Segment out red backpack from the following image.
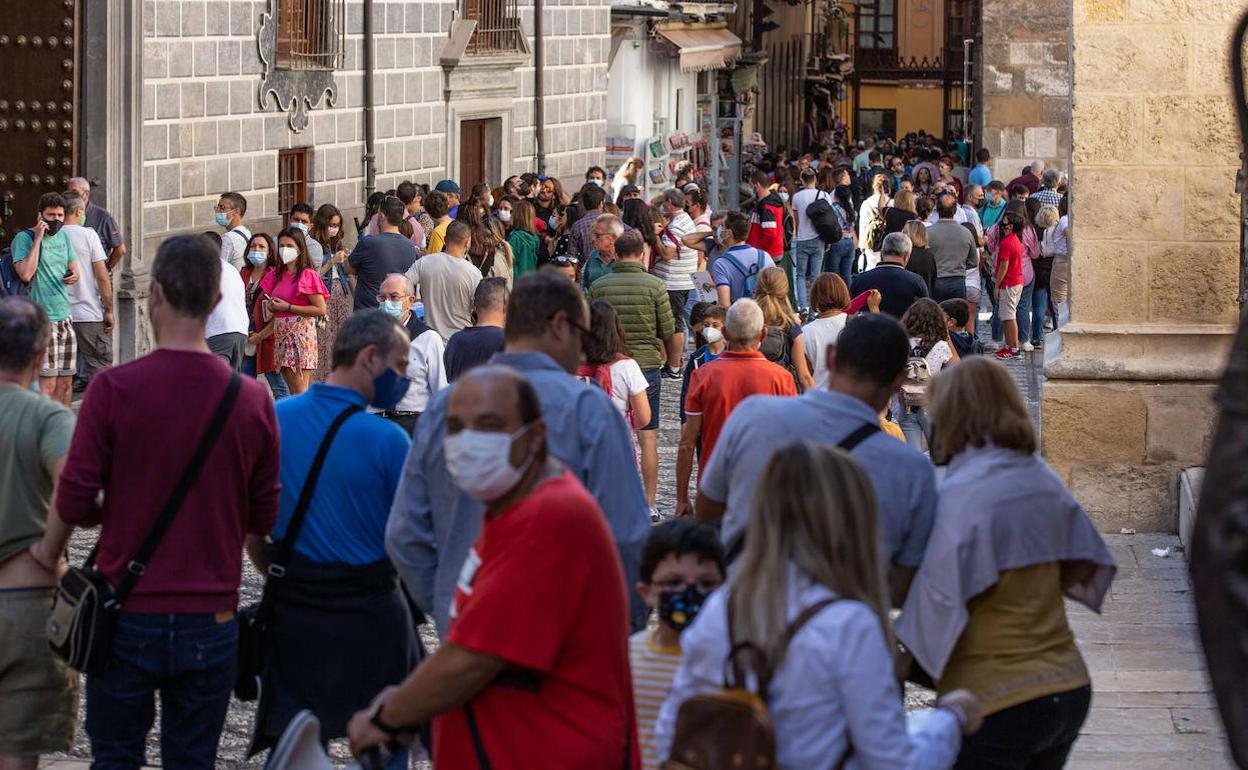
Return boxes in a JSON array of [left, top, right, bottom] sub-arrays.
[[577, 358, 634, 426]]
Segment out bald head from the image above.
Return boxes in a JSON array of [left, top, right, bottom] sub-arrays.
[[448, 366, 542, 434]]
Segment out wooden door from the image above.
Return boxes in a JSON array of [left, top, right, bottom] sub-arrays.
[[0, 0, 79, 246], [459, 119, 489, 193]]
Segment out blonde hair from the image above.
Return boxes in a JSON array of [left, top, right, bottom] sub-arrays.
[[754, 266, 796, 327], [1035, 205, 1060, 229], [730, 442, 893, 665], [903, 220, 929, 248], [893, 189, 916, 214], [928, 356, 1037, 464]]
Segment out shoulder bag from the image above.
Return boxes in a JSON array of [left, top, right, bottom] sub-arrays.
[[48, 372, 244, 674], [234, 403, 363, 701]]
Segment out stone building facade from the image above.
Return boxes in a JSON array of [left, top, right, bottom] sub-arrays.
[[978, 0, 1070, 178], [90, 0, 610, 358], [1036, 0, 1242, 531]]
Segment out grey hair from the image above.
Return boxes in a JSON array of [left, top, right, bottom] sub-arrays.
[[380, 272, 415, 296], [880, 231, 913, 257], [473, 276, 509, 311], [66, 176, 90, 193], [725, 298, 765, 346], [1041, 169, 1060, 188], [593, 213, 625, 238], [62, 191, 86, 216], [331, 310, 406, 369], [0, 296, 50, 373], [662, 188, 686, 209]]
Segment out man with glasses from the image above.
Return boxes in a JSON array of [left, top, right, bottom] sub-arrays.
[[386, 271, 650, 635], [375, 273, 446, 435], [889, 156, 908, 193], [214, 192, 251, 271], [582, 213, 624, 290]]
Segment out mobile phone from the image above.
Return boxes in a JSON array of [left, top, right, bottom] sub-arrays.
[[846, 291, 873, 315]]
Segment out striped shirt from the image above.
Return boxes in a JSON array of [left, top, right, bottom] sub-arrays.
[[629, 629, 683, 770], [654, 211, 698, 290]]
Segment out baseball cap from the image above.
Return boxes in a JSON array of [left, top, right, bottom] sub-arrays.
[[434, 179, 460, 195]]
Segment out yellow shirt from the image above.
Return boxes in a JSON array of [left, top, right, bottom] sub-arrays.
[[427, 220, 450, 254], [629, 629, 682, 770], [937, 562, 1089, 716]]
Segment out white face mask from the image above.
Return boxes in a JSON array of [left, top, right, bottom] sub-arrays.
[[279, 246, 299, 265], [328, 225, 341, 237], [702, 326, 724, 344], [444, 425, 534, 502], [486, 195, 495, 208], [497, 209, 512, 223]]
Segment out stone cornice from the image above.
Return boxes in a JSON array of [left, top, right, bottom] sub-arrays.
[[1045, 322, 1238, 382]]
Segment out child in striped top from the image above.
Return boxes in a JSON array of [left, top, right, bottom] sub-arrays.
[[630, 519, 727, 770]]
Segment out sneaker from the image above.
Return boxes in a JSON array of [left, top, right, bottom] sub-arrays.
[[1032, 339, 1045, 350], [649, 507, 661, 523], [660, 363, 682, 380], [1022, 341, 1035, 353], [994, 347, 1017, 361]]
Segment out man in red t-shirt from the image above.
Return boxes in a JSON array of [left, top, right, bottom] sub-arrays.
[[349, 366, 639, 770], [675, 298, 796, 516], [746, 171, 786, 258]]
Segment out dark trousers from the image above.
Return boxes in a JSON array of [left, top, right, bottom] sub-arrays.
[[933, 275, 967, 303], [954, 685, 1092, 770], [207, 332, 247, 371], [86, 612, 238, 770], [382, 411, 420, 436]]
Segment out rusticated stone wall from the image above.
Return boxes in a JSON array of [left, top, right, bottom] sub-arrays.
[[979, 0, 1071, 178], [1041, 0, 1242, 532]]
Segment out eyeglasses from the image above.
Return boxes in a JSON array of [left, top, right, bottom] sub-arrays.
[[376, 293, 408, 302], [213, 204, 234, 213], [551, 255, 579, 266]]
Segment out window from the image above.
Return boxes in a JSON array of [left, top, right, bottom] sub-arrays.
[[856, 0, 895, 51], [277, 148, 309, 220], [277, 0, 345, 70], [857, 109, 896, 140], [464, 0, 525, 54]]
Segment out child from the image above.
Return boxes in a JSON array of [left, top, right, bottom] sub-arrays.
[[940, 298, 985, 358], [630, 519, 727, 770], [579, 299, 651, 432], [679, 302, 727, 426]]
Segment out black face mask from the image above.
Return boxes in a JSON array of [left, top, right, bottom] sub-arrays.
[[43, 219, 62, 237], [658, 584, 710, 632]]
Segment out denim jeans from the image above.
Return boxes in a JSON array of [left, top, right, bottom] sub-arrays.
[[980, 270, 1003, 342], [828, 239, 855, 286], [1018, 280, 1036, 346], [1028, 286, 1050, 344], [933, 276, 967, 303], [242, 355, 291, 400], [898, 407, 931, 449], [954, 685, 1091, 770], [793, 239, 825, 308], [86, 613, 238, 770]]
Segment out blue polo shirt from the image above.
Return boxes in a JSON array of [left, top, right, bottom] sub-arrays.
[[273, 383, 410, 564]]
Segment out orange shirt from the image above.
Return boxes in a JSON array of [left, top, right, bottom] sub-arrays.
[[685, 350, 797, 477]]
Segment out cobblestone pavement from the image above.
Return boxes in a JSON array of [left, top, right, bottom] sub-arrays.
[[47, 324, 1231, 768]]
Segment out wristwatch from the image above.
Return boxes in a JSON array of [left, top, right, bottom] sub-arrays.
[[369, 700, 403, 737]]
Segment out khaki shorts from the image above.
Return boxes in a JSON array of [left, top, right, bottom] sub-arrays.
[[0, 587, 78, 756], [999, 284, 1024, 321]]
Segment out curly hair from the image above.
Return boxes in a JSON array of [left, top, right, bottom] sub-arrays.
[[900, 297, 948, 356]]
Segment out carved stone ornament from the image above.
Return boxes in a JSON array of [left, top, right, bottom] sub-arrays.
[[256, 3, 338, 132]]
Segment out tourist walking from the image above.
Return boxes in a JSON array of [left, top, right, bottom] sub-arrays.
[[240, 233, 290, 400], [754, 267, 814, 392], [444, 277, 508, 382], [347, 198, 419, 311], [898, 298, 960, 448], [259, 229, 329, 395], [312, 203, 352, 381], [66, 177, 126, 269], [377, 274, 446, 435], [579, 299, 652, 433], [851, 232, 929, 320], [406, 220, 482, 341], [61, 191, 114, 388], [928, 194, 978, 302]]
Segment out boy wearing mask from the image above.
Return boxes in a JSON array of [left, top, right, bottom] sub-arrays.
[[630, 519, 726, 770]]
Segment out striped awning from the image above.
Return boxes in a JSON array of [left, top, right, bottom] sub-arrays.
[[656, 24, 743, 73]]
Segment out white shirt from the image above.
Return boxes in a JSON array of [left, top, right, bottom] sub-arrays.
[[802, 313, 847, 390], [205, 258, 250, 337], [63, 223, 107, 322], [912, 338, 954, 375], [220, 225, 252, 272], [654, 211, 699, 291], [395, 325, 447, 413], [792, 187, 832, 242], [654, 571, 962, 770], [608, 358, 648, 419], [926, 208, 969, 227]]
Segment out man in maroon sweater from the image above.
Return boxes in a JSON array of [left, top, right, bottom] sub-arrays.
[[57, 234, 281, 770]]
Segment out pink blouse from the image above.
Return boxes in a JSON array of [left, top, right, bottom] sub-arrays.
[[259, 267, 329, 318]]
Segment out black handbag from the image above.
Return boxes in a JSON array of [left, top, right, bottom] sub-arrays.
[[48, 372, 243, 674], [235, 404, 362, 701]]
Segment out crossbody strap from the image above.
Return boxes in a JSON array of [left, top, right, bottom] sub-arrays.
[[103, 371, 243, 607], [254, 403, 364, 622]]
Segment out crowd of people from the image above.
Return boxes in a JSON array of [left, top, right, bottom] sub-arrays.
[[0, 136, 1107, 770]]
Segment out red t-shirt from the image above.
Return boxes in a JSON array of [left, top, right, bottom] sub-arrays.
[[998, 232, 1025, 288], [436, 470, 639, 770], [685, 351, 797, 476], [747, 194, 786, 257]]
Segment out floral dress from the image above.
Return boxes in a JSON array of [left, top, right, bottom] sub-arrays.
[[259, 267, 329, 370]]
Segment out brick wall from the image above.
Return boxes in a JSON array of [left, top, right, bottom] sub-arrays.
[[978, 0, 1071, 177]]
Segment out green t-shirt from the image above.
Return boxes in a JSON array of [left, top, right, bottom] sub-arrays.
[[11, 229, 73, 321], [0, 385, 75, 566]]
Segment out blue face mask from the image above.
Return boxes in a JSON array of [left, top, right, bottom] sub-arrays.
[[380, 300, 404, 318], [214, 212, 231, 227], [370, 367, 411, 411], [291, 222, 309, 234], [246, 250, 267, 266]]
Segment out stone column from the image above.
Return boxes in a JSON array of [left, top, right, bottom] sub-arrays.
[[1043, 0, 1241, 531]]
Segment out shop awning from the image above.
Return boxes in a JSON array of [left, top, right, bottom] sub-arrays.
[[656, 24, 743, 73]]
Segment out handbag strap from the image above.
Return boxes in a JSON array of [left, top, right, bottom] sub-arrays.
[[254, 403, 363, 622], [105, 371, 243, 607]]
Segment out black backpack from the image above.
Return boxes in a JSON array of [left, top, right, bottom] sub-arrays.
[[806, 192, 843, 245], [759, 325, 804, 393], [1, 230, 34, 298]]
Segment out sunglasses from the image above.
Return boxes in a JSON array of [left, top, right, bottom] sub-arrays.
[[551, 255, 579, 266]]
